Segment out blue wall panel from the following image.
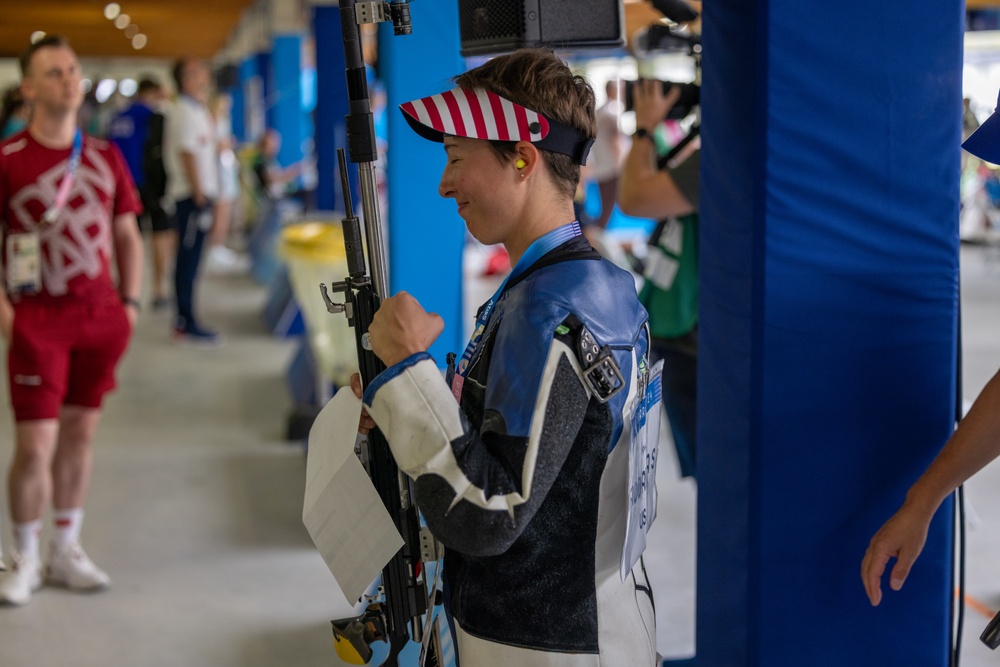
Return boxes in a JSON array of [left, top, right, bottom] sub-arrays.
[[235, 56, 261, 143], [271, 35, 306, 170]]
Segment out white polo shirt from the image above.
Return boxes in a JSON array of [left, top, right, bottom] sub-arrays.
[[164, 95, 219, 203]]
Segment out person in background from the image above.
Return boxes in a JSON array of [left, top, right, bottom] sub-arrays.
[[251, 129, 305, 207], [0, 35, 143, 606], [108, 77, 173, 309], [962, 97, 981, 175], [963, 97, 981, 143], [582, 79, 629, 249], [205, 92, 243, 273], [0, 86, 23, 569], [163, 57, 221, 345], [0, 86, 30, 139], [618, 80, 700, 480]]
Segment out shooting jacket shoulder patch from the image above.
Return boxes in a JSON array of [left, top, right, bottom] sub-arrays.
[[555, 314, 625, 403]]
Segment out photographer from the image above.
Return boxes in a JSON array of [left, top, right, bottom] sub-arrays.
[[619, 79, 700, 479]]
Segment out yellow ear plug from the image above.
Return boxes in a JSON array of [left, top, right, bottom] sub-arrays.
[[515, 159, 527, 169]]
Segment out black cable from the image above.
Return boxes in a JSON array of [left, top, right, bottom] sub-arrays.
[[953, 484, 966, 667], [951, 282, 965, 667]]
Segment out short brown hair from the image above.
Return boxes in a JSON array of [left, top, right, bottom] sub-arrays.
[[137, 77, 161, 96], [172, 58, 189, 93], [455, 49, 596, 199], [19, 35, 72, 77]]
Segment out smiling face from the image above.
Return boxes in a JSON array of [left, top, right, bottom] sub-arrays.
[[21, 45, 83, 118], [439, 136, 521, 246]]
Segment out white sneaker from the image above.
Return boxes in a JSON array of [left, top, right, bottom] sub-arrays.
[[0, 551, 42, 606], [45, 543, 111, 592], [205, 245, 248, 274]]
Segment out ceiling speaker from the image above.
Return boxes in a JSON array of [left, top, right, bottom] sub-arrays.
[[459, 0, 625, 57]]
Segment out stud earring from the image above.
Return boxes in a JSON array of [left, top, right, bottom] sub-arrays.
[[515, 159, 526, 169]]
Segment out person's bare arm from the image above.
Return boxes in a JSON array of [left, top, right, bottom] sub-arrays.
[[274, 162, 303, 187], [618, 132, 694, 219], [617, 81, 695, 219], [112, 212, 143, 326], [862, 368, 1000, 605], [0, 289, 12, 341]]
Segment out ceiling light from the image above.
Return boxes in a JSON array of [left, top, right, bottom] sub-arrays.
[[95, 79, 117, 104], [30, 31, 46, 44], [104, 3, 121, 20], [132, 34, 147, 50], [115, 14, 130, 30], [118, 79, 137, 97], [125, 24, 139, 38]]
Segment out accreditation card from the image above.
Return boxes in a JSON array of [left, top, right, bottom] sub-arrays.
[[5, 232, 41, 295]]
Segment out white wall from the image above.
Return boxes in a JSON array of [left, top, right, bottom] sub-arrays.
[[0, 56, 173, 96], [964, 31, 1000, 121]]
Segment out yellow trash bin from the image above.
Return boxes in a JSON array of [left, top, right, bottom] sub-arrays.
[[280, 221, 357, 388]]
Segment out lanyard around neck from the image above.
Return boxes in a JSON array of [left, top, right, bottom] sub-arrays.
[[41, 130, 83, 226], [450, 221, 582, 400]]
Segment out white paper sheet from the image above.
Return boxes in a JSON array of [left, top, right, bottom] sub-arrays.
[[303, 387, 404, 602]]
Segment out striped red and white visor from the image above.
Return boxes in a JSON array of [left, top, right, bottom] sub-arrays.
[[399, 87, 593, 165]]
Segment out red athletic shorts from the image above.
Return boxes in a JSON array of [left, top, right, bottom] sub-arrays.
[[8, 297, 132, 421]]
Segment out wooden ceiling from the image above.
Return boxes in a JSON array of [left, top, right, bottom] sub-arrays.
[[2, 0, 999, 63], [0, 0, 253, 61]]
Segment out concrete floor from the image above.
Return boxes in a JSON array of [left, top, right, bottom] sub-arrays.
[[0, 242, 997, 666]]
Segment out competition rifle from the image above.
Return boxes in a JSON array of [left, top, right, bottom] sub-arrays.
[[319, 2, 442, 665]]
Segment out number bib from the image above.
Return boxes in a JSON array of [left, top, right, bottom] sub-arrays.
[[621, 358, 663, 581]]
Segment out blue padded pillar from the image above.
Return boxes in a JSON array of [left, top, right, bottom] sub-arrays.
[[270, 35, 306, 170], [379, 3, 465, 362], [235, 55, 261, 143], [697, 0, 963, 664], [256, 51, 272, 132], [231, 59, 247, 143]]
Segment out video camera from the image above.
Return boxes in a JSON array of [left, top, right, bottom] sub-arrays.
[[624, 3, 702, 121], [623, 79, 700, 120]]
